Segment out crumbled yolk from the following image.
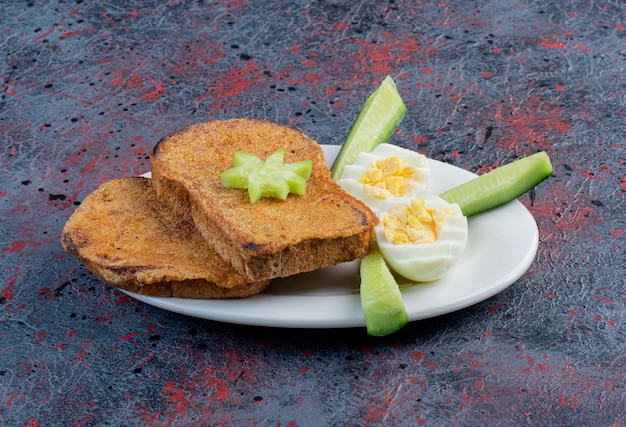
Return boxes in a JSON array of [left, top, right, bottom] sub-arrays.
[[381, 197, 457, 245], [360, 156, 422, 200]]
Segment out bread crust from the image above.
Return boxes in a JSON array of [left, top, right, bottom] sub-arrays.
[[61, 177, 270, 298], [151, 119, 378, 281]]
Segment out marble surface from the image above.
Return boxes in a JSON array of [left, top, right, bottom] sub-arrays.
[[1, 1, 625, 425]]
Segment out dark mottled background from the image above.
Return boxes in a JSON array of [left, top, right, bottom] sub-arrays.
[[1, 1, 625, 426]]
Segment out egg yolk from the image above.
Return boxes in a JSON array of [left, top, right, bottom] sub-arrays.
[[360, 156, 422, 200], [380, 197, 458, 245]]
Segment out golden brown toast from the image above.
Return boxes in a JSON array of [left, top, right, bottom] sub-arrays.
[[61, 177, 271, 298], [151, 119, 378, 281]]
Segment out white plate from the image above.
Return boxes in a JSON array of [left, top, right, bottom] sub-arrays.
[[126, 145, 538, 329]]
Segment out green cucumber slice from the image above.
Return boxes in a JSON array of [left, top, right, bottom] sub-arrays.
[[233, 151, 263, 167], [220, 149, 313, 204], [285, 160, 314, 181], [330, 75, 407, 181], [360, 238, 409, 336], [439, 151, 553, 217]]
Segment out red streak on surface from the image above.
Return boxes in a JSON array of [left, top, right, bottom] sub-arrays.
[[163, 381, 189, 415], [537, 40, 566, 49], [228, 0, 247, 7], [37, 286, 57, 303], [536, 363, 551, 372], [75, 340, 93, 363], [398, 36, 421, 53], [60, 27, 97, 40], [558, 390, 583, 408], [2, 240, 27, 253], [145, 323, 159, 335], [411, 351, 426, 362], [495, 94, 570, 150], [110, 70, 125, 87], [352, 32, 423, 75], [5, 391, 18, 406], [426, 361, 439, 371], [120, 333, 139, 341], [301, 72, 322, 83], [355, 39, 394, 74], [127, 73, 143, 89], [582, 170, 606, 183], [409, 135, 429, 145], [34, 331, 49, 345], [2, 264, 20, 301], [592, 295, 613, 305], [141, 78, 166, 101], [10, 306, 29, 322], [72, 413, 98, 426], [211, 61, 262, 100], [36, 8, 79, 43], [116, 294, 132, 305]]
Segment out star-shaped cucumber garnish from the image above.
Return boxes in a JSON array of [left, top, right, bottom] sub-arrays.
[[220, 149, 313, 203]]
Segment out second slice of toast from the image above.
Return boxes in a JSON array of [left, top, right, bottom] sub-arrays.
[[61, 177, 271, 298], [151, 119, 378, 281]]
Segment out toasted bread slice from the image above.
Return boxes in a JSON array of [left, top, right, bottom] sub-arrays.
[[61, 177, 271, 298], [151, 119, 378, 281]]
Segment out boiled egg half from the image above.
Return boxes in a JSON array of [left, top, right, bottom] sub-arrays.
[[374, 195, 468, 282], [336, 143, 430, 213]]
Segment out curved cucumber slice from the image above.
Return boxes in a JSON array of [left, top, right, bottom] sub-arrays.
[[330, 76, 407, 181], [439, 151, 553, 217], [221, 149, 313, 204], [360, 238, 409, 336]]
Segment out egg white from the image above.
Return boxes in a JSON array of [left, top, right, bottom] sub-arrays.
[[374, 194, 468, 282], [336, 143, 430, 213]]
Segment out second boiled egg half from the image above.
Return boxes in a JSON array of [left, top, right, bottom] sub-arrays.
[[375, 194, 468, 282]]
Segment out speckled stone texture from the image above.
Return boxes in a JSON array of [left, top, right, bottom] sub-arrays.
[[1, 1, 625, 426]]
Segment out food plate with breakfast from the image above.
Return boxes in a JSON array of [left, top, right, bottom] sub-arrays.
[[124, 144, 539, 329]]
